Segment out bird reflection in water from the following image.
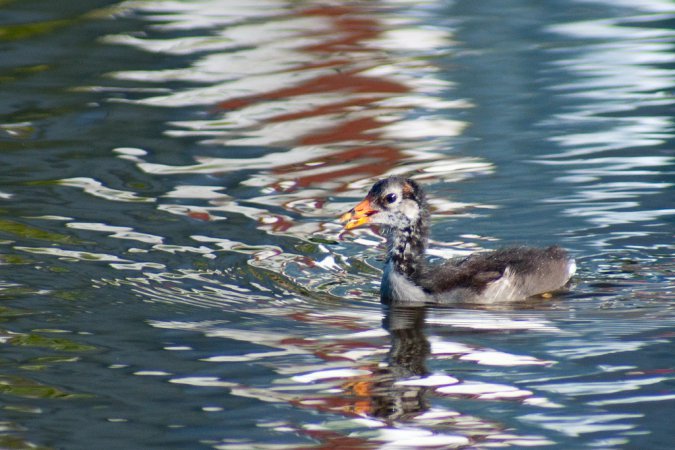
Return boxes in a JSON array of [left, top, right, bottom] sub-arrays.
[[368, 305, 431, 421], [335, 303, 547, 448]]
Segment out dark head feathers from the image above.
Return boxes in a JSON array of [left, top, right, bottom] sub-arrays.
[[368, 176, 426, 205]]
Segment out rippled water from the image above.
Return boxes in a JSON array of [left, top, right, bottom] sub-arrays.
[[1, 0, 674, 448]]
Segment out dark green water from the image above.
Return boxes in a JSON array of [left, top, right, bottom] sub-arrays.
[[1, 0, 673, 448]]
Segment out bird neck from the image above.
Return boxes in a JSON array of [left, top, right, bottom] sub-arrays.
[[387, 220, 428, 278]]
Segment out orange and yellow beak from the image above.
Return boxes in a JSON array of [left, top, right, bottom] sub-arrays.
[[340, 198, 378, 230]]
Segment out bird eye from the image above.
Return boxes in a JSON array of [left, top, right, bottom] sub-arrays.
[[385, 193, 397, 204]]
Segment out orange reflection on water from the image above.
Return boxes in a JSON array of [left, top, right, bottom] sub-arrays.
[[214, 3, 423, 190]]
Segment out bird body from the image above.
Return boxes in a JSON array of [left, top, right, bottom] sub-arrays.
[[340, 176, 575, 304]]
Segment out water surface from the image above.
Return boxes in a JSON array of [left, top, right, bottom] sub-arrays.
[[0, 0, 674, 448]]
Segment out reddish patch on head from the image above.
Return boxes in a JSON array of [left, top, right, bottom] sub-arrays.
[[401, 181, 415, 197]]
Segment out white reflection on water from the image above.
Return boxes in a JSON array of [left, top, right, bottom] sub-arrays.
[[426, 310, 562, 333], [589, 393, 675, 406], [291, 368, 373, 383], [67, 222, 164, 244], [58, 177, 154, 203], [163, 185, 228, 200], [113, 0, 287, 31], [534, 376, 668, 396], [520, 412, 642, 437], [580, 0, 675, 13], [364, 428, 471, 448], [15, 246, 132, 263], [537, 9, 675, 237], [546, 339, 654, 359]]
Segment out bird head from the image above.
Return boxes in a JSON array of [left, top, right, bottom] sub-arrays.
[[340, 177, 427, 231]]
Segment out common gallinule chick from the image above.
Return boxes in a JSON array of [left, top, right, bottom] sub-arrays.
[[340, 176, 575, 304]]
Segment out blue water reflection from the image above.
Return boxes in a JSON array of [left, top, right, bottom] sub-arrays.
[[0, 0, 673, 448]]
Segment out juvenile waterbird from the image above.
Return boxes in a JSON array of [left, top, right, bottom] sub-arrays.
[[340, 176, 576, 304]]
